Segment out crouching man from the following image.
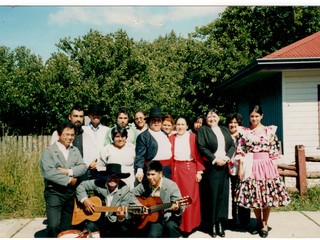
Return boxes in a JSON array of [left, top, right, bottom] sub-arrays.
[[75, 163, 139, 237]]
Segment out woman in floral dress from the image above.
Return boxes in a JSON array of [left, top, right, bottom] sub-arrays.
[[234, 105, 291, 238]]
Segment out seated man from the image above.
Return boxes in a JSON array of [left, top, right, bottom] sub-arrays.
[[131, 160, 185, 238], [75, 163, 139, 237]]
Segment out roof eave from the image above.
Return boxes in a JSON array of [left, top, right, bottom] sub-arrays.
[[217, 58, 320, 90]]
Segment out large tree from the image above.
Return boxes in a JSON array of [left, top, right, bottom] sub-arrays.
[[189, 6, 320, 115], [0, 46, 45, 135], [1, 6, 320, 135]]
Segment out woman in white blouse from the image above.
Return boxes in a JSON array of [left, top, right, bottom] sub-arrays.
[[169, 117, 204, 237], [97, 126, 135, 189]]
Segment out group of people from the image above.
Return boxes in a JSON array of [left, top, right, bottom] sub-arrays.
[[40, 103, 291, 238]]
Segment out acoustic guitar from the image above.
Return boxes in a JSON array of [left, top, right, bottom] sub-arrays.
[[71, 196, 145, 225], [133, 196, 192, 229]]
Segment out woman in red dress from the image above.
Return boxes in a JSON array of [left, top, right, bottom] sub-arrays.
[[169, 117, 205, 237]]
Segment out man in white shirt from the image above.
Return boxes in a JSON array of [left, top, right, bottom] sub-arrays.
[[82, 104, 110, 178]]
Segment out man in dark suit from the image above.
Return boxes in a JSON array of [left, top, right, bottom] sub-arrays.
[[40, 121, 87, 237], [132, 160, 184, 238]]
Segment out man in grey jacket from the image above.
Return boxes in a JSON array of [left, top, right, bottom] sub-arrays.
[[132, 160, 185, 238], [76, 163, 140, 237], [40, 121, 87, 237]]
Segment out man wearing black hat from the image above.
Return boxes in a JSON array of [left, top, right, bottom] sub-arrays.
[[134, 106, 173, 184], [75, 163, 139, 237]]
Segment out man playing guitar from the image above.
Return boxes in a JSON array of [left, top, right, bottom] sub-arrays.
[[131, 160, 185, 238], [75, 163, 139, 237]]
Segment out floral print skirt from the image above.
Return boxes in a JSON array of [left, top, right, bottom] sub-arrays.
[[235, 177, 291, 209], [235, 152, 291, 209]]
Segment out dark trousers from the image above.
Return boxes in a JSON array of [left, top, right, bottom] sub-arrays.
[[137, 216, 181, 238], [230, 175, 251, 227], [44, 187, 75, 238], [84, 216, 134, 238], [200, 162, 229, 228]]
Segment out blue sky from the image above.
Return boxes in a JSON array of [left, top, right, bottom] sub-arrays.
[[0, 6, 226, 62]]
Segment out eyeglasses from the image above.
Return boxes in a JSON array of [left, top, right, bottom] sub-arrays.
[[135, 117, 144, 121], [62, 133, 75, 138], [150, 118, 162, 123]]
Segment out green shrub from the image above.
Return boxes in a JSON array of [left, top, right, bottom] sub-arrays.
[[0, 137, 46, 218], [273, 186, 320, 211]]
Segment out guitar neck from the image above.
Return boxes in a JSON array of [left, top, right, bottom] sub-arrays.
[[149, 202, 172, 213], [94, 206, 125, 213]]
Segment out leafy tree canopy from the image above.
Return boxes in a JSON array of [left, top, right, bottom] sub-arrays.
[[1, 6, 320, 135]]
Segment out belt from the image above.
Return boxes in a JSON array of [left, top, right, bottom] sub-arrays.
[[253, 152, 269, 159], [145, 159, 172, 166], [46, 182, 74, 193]]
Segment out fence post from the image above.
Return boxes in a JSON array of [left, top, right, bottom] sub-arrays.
[[295, 145, 307, 196]]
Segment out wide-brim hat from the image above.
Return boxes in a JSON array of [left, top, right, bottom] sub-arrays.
[[99, 163, 130, 179], [85, 104, 107, 116], [145, 106, 167, 121]]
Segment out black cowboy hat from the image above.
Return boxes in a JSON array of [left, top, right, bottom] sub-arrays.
[[85, 104, 107, 116], [145, 106, 167, 121], [99, 163, 130, 179]]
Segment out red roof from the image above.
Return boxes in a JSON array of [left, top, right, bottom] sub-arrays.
[[263, 31, 320, 59]]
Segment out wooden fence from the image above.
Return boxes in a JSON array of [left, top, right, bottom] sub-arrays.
[[278, 145, 320, 196], [0, 135, 51, 154]]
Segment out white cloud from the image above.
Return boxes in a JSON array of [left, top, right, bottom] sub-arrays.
[[168, 6, 225, 21], [48, 6, 225, 29]]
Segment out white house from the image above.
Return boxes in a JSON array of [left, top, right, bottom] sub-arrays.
[[218, 31, 320, 175]]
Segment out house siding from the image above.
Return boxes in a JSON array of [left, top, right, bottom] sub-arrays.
[[236, 74, 283, 144], [282, 70, 320, 163]]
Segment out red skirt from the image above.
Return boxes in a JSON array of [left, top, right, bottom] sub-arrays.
[[173, 160, 201, 232]]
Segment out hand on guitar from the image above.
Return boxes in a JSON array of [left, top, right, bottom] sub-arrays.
[[171, 202, 179, 212], [133, 196, 192, 229], [83, 198, 95, 214], [116, 206, 126, 221]]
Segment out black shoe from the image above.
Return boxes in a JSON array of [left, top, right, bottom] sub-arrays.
[[259, 230, 268, 238], [211, 224, 217, 238], [250, 225, 260, 235], [217, 222, 225, 237], [199, 222, 210, 234], [180, 231, 192, 238]]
